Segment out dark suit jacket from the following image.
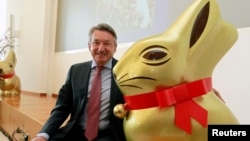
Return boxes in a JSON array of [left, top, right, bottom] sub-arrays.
[[40, 58, 126, 141]]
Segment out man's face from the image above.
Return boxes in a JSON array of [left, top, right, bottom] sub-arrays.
[[89, 30, 117, 66]]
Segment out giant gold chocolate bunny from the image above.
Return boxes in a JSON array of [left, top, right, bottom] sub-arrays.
[[113, 0, 239, 140]]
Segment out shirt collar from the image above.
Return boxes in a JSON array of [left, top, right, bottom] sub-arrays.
[[91, 59, 112, 69]]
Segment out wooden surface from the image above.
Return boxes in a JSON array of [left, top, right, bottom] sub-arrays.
[[0, 92, 57, 140]]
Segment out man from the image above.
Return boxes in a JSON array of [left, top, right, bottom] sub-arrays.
[[31, 23, 126, 141]]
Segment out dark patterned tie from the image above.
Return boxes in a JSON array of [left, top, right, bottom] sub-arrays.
[[85, 66, 103, 140]]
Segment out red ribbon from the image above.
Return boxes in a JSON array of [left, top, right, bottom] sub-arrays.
[[124, 77, 212, 134], [0, 72, 15, 79]]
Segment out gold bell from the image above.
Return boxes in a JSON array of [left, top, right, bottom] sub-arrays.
[[113, 104, 128, 119]]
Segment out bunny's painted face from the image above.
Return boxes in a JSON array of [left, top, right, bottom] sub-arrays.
[[113, 35, 188, 96]]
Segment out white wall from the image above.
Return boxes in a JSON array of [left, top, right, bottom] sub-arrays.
[[213, 27, 250, 124], [6, 0, 56, 94], [0, 0, 7, 35]]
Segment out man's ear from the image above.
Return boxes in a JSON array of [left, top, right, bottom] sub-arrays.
[[88, 43, 91, 51]]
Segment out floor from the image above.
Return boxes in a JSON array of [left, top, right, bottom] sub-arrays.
[[0, 92, 57, 124], [0, 128, 12, 141], [0, 92, 57, 139]]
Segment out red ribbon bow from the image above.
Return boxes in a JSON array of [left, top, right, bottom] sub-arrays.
[[0, 72, 15, 79], [124, 77, 212, 134]]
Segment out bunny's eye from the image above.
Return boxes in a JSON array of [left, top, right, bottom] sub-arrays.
[[140, 45, 171, 66], [143, 50, 167, 60]]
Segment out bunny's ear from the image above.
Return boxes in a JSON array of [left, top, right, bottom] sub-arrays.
[[162, 0, 237, 79], [6, 50, 17, 65], [190, 2, 209, 48], [186, 0, 238, 77]]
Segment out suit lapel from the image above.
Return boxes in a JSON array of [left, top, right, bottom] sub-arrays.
[[76, 61, 92, 117], [110, 59, 120, 108]]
